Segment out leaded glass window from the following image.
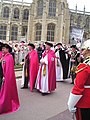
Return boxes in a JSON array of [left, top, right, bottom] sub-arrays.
[[0, 25, 7, 40], [35, 23, 42, 41], [23, 9, 29, 20], [37, 0, 43, 16], [22, 26, 27, 36], [77, 16, 82, 25], [13, 8, 19, 19], [11, 25, 18, 40], [48, 0, 56, 17], [3, 7, 9, 18], [47, 23, 55, 41], [85, 17, 90, 29]]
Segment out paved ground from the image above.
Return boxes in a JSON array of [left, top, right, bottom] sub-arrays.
[[0, 70, 74, 120]]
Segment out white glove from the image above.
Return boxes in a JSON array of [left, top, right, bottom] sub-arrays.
[[68, 92, 82, 113], [69, 107, 76, 113]]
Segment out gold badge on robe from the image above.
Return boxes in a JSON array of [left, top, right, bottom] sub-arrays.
[[43, 64, 46, 76]]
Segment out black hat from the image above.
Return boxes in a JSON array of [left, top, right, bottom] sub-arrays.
[[71, 45, 78, 51], [45, 42, 53, 47], [2, 43, 12, 52], [28, 43, 35, 49], [20, 41, 25, 43], [70, 45, 77, 49], [55, 43, 62, 46]]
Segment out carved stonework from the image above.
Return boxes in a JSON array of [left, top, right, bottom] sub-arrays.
[[0, 0, 90, 43]]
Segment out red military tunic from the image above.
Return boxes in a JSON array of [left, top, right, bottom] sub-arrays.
[[72, 63, 90, 108]]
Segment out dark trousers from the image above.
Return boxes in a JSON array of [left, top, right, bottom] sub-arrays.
[[23, 64, 29, 88], [81, 108, 90, 120], [23, 76, 29, 87], [71, 72, 76, 83]]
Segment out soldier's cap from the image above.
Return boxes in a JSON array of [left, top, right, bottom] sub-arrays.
[[81, 39, 90, 50], [45, 42, 53, 47], [2, 43, 12, 52], [28, 43, 35, 49]]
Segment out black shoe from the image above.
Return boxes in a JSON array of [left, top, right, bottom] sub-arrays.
[[71, 82, 74, 84], [21, 86, 28, 89], [42, 93, 50, 96]]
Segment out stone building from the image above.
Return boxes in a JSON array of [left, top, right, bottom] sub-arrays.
[[0, 0, 90, 44], [0, 0, 30, 42], [70, 5, 90, 44], [28, 0, 70, 44]]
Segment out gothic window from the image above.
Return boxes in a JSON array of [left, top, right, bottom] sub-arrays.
[[0, 25, 7, 40], [35, 23, 42, 41], [11, 25, 18, 40], [23, 9, 29, 20], [37, 0, 43, 16], [48, 0, 56, 17], [22, 26, 27, 36], [3, 6, 9, 18], [61, 2, 65, 10], [85, 17, 90, 29], [47, 23, 55, 41], [13, 8, 19, 19], [70, 15, 74, 21], [77, 16, 82, 25]]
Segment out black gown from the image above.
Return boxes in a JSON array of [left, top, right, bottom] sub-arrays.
[[0, 62, 3, 90], [55, 48, 69, 79]]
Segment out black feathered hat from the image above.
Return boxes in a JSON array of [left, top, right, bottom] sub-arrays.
[[2, 43, 12, 52], [55, 43, 62, 46], [28, 43, 35, 49], [71, 45, 77, 49], [45, 42, 53, 47], [71, 44, 78, 51]]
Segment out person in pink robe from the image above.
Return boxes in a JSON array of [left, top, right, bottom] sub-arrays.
[[0, 51, 2, 59], [0, 42, 3, 90], [0, 44, 20, 115], [21, 43, 39, 92], [36, 42, 56, 94]]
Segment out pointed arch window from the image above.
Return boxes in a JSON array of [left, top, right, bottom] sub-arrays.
[[3, 6, 9, 18], [23, 9, 29, 20], [47, 23, 55, 41], [11, 25, 18, 40], [70, 14, 74, 21], [48, 0, 56, 17], [85, 17, 90, 29], [77, 16, 82, 25], [35, 23, 42, 41], [37, 0, 43, 16], [22, 26, 27, 36], [0, 25, 7, 40], [13, 8, 20, 19]]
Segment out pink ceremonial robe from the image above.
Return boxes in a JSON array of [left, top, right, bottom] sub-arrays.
[[28, 50, 39, 91], [38, 50, 56, 92], [0, 53, 20, 115], [0, 51, 2, 59]]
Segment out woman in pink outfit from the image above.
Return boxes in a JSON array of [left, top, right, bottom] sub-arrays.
[[0, 44, 20, 115]]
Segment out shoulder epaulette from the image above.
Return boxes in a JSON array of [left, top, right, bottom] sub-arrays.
[[75, 63, 87, 74]]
